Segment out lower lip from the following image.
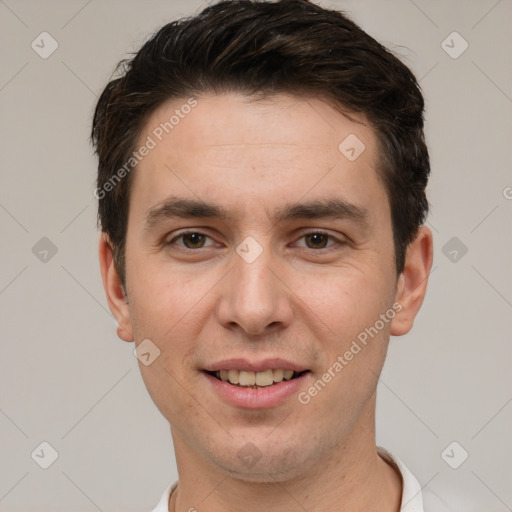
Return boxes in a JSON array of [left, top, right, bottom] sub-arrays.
[[203, 372, 309, 409]]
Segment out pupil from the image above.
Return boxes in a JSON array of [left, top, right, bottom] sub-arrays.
[[307, 233, 327, 248], [184, 233, 204, 248]]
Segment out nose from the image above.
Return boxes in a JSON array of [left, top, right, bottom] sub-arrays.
[[216, 244, 294, 337]]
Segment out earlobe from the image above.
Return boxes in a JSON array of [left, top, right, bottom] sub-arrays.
[[390, 226, 433, 336], [98, 234, 134, 342]]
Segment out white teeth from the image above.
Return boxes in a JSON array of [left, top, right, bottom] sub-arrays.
[[239, 371, 256, 386], [255, 369, 274, 387], [214, 369, 300, 387], [283, 369, 294, 380], [227, 369, 239, 384], [273, 369, 284, 383]]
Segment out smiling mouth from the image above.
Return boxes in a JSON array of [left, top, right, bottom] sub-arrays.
[[205, 369, 309, 389]]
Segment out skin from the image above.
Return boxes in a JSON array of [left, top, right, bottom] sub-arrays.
[[99, 93, 433, 512]]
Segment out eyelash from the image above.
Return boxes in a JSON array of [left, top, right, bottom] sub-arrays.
[[166, 230, 344, 252]]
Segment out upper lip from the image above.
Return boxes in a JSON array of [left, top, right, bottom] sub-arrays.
[[203, 358, 309, 373]]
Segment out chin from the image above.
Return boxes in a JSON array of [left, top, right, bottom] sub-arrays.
[[208, 440, 319, 484]]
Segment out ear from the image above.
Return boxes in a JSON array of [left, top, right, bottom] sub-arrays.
[[98, 234, 134, 342], [390, 226, 433, 336]]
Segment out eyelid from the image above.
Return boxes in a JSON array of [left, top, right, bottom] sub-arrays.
[[166, 229, 217, 249], [165, 229, 346, 251], [291, 230, 346, 251]]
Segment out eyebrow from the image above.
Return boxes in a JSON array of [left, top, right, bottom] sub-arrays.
[[145, 195, 369, 228]]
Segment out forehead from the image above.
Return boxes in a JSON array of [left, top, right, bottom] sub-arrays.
[[143, 93, 373, 153], [130, 92, 386, 223]]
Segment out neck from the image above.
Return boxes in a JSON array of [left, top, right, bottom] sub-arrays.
[[169, 396, 402, 512]]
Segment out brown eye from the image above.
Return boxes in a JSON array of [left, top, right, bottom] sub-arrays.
[[304, 232, 330, 249], [166, 231, 215, 250], [293, 231, 343, 252], [181, 232, 207, 248]]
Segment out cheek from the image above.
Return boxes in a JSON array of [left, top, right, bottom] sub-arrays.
[[302, 266, 393, 339], [128, 255, 207, 334], [127, 263, 214, 400], [301, 268, 394, 402], [137, 360, 199, 433]]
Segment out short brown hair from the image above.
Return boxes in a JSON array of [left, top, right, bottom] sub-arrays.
[[91, 0, 430, 286]]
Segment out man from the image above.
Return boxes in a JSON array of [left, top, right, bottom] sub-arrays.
[[92, 1, 439, 510]]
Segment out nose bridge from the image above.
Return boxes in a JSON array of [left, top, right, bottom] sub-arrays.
[[238, 251, 273, 298], [216, 236, 292, 335]]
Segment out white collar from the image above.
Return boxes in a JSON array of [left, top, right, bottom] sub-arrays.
[[377, 447, 424, 511]]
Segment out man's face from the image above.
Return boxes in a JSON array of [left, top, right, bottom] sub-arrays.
[[121, 93, 400, 480]]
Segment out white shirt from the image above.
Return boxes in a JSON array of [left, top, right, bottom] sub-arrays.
[[149, 447, 450, 512]]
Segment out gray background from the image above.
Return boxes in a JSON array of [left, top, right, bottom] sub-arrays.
[[1, 0, 511, 510]]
